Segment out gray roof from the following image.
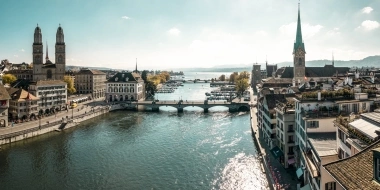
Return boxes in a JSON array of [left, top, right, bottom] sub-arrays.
[[0, 84, 11, 100], [308, 132, 337, 157], [278, 66, 350, 78], [107, 72, 143, 83], [77, 69, 106, 75]]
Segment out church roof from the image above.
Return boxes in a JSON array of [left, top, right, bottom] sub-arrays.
[[278, 66, 350, 78]]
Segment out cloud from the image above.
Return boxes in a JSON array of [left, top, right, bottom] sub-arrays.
[[362, 7, 373, 14], [167, 27, 181, 36], [279, 22, 323, 39], [20, 49, 25, 52], [255, 30, 268, 37], [327, 28, 340, 36], [13, 55, 18, 57], [357, 20, 380, 31], [121, 16, 131, 20]]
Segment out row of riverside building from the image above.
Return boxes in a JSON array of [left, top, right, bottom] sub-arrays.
[[0, 25, 146, 128], [252, 3, 380, 190]]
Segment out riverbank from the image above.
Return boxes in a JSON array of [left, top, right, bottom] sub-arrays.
[[248, 88, 299, 190], [0, 100, 110, 145]]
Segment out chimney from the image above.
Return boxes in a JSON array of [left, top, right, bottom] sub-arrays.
[[318, 91, 321, 101], [292, 78, 296, 87]]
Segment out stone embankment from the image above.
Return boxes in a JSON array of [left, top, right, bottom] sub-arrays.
[[0, 106, 110, 145]]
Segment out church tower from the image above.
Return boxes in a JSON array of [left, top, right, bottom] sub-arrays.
[[293, 3, 306, 82], [33, 24, 44, 81], [55, 24, 66, 80]]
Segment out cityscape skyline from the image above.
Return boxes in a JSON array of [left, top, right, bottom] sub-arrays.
[[0, 0, 379, 70]]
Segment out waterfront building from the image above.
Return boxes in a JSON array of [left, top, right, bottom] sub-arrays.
[[75, 68, 106, 99], [6, 87, 39, 121], [334, 111, 380, 160], [105, 72, 145, 102], [274, 99, 296, 169], [32, 24, 66, 82], [0, 84, 11, 127], [29, 80, 67, 114], [323, 139, 380, 190]]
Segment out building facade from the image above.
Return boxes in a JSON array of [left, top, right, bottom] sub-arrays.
[[251, 64, 262, 93], [6, 87, 39, 121], [32, 24, 66, 82], [0, 85, 10, 127], [29, 80, 67, 114], [75, 68, 106, 99], [105, 72, 145, 102]]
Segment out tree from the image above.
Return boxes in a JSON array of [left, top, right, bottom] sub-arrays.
[[211, 78, 215, 83], [235, 78, 249, 96], [2, 74, 17, 84], [141, 70, 148, 83], [160, 71, 170, 81], [64, 76, 76, 94], [219, 74, 226, 81], [145, 80, 157, 97], [237, 71, 250, 80], [229, 72, 238, 83]]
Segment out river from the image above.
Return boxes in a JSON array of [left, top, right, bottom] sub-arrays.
[[0, 72, 268, 190]]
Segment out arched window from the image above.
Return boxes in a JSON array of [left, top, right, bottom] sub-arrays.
[[130, 87, 134, 93], [47, 69, 52, 79], [108, 87, 112, 93], [125, 95, 129, 100], [124, 87, 128, 92], [114, 87, 118, 92], [119, 87, 123, 93]]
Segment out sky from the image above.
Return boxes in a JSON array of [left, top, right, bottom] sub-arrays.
[[0, 0, 380, 70]]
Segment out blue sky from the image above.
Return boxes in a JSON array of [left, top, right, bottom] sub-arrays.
[[0, 0, 379, 70]]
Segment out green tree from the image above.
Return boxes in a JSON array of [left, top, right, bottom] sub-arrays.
[[235, 78, 249, 96], [219, 74, 226, 81], [141, 70, 148, 82], [229, 72, 238, 83], [2, 74, 17, 84], [145, 80, 157, 97], [64, 76, 76, 94], [237, 71, 250, 80]]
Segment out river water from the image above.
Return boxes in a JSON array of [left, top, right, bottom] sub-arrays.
[[0, 72, 268, 190]]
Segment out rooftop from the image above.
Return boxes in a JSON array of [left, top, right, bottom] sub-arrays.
[[308, 133, 337, 157], [324, 140, 380, 190]]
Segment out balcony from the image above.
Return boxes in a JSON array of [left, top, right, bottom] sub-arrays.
[[304, 151, 319, 178]]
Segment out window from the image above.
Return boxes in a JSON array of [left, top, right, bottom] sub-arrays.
[[325, 182, 336, 190]]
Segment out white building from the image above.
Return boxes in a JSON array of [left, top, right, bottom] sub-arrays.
[[29, 80, 67, 114], [105, 72, 145, 102]]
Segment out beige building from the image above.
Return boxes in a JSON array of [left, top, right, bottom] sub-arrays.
[[5, 69, 33, 81], [6, 87, 39, 121], [75, 68, 106, 99], [0, 85, 10, 127], [105, 72, 145, 102], [29, 80, 67, 114]]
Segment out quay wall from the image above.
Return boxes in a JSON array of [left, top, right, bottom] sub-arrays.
[[0, 108, 109, 145], [250, 108, 275, 190]]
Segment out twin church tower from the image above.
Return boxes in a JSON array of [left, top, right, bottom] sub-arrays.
[[32, 24, 66, 82]]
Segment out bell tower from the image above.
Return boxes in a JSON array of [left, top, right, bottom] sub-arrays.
[[33, 24, 44, 81], [55, 24, 66, 80], [293, 2, 306, 82]]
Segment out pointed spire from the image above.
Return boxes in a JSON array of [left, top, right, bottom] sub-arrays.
[[266, 55, 268, 65], [135, 58, 138, 73], [293, 1, 305, 53], [45, 41, 49, 61]]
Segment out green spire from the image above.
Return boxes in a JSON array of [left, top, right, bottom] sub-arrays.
[[293, 2, 305, 53]]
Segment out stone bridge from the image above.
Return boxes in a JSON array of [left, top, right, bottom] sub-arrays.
[[112, 100, 250, 113]]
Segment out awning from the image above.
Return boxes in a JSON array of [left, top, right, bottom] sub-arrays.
[[287, 158, 295, 165], [296, 168, 304, 178], [270, 146, 284, 159], [300, 184, 312, 190]]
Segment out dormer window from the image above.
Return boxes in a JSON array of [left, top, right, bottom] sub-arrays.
[[122, 74, 125, 77], [115, 77, 118, 82], [372, 148, 380, 182], [125, 77, 129, 81]]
